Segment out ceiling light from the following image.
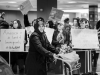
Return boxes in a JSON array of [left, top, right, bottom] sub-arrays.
[[8, 1, 17, 3], [17, 8, 20, 10], [67, 1, 77, 3]]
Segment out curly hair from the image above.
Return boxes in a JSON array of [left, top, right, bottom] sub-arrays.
[[13, 19, 22, 29]]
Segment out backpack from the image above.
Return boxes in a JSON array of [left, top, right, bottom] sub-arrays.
[[0, 56, 14, 75]]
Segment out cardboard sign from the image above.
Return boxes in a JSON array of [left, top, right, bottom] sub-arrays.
[[48, 7, 64, 21], [19, 0, 32, 14], [71, 29, 99, 49], [1, 29, 25, 51], [44, 27, 54, 44]]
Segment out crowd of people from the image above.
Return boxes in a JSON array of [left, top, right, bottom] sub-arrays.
[[0, 11, 100, 75]]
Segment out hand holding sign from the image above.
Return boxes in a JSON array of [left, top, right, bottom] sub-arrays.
[[19, 0, 33, 15], [48, 7, 64, 21]]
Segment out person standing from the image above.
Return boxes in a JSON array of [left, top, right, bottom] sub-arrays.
[[25, 17, 59, 75]]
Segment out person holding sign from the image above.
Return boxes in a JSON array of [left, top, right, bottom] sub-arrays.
[[25, 17, 59, 75], [12, 19, 28, 74], [12, 19, 28, 46]]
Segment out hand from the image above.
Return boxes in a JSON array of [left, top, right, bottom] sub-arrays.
[[53, 54, 58, 59], [59, 39, 64, 43]]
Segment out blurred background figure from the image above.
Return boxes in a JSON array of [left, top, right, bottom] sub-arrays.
[[72, 18, 81, 29], [0, 20, 9, 29]]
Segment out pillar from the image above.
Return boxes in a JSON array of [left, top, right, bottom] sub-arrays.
[[89, 5, 98, 29], [37, 0, 57, 21]]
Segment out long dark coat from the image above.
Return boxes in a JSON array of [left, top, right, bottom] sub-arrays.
[[25, 32, 59, 75]]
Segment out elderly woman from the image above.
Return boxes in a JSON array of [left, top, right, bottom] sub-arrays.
[[25, 17, 59, 75]]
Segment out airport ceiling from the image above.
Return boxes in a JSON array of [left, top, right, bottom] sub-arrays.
[[0, 0, 100, 11]]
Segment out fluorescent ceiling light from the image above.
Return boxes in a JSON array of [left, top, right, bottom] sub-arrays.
[[8, 1, 17, 3], [17, 8, 20, 10], [63, 9, 88, 13], [67, 1, 77, 3], [63, 8, 100, 13]]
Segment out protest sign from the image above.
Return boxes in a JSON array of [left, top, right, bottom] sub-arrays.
[[71, 29, 99, 49], [44, 27, 54, 44], [48, 7, 64, 21], [1, 29, 25, 51], [19, 0, 33, 14]]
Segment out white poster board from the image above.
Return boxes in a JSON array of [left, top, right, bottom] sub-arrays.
[[44, 27, 54, 44], [1, 29, 25, 51], [19, 0, 33, 15], [71, 29, 99, 49]]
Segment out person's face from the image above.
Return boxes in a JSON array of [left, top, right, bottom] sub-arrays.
[[38, 21, 44, 25], [13, 21, 18, 29], [57, 24, 62, 31], [38, 24, 45, 33], [65, 21, 69, 25], [73, 19, 77, 25]]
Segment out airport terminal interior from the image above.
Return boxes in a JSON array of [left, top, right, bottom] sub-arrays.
[[0, 0, 100, 75]]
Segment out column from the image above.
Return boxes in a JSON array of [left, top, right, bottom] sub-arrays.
[[89, 5, 98, 29], [37, 0, 57, 21]]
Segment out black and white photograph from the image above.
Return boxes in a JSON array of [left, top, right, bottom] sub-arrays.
[[0, 0, 100, 75]]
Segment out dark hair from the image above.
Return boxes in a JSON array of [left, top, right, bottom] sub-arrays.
[[73, 18, 81, 28], [64, 18, 69, 23], [13, 19, 22, 29], [34, 17, 45, 32], [32, 19, 37, 25], [0, 20, 9, 29], [37, 17, 44, 22], [55, 23, 62, 30], [96, 20, 100, 30]]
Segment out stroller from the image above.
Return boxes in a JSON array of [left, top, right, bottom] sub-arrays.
[[0, 55, 14, 75]]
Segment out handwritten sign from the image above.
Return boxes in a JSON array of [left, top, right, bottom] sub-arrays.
[[48, 7, 64, 21], [19, 0, 32, 15], [1, 29, 25, 51], [71, 29, 99, 49], [44, 27, 54, 44]]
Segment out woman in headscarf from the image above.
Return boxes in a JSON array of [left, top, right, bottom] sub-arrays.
[[25, 17, 59, 75]]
